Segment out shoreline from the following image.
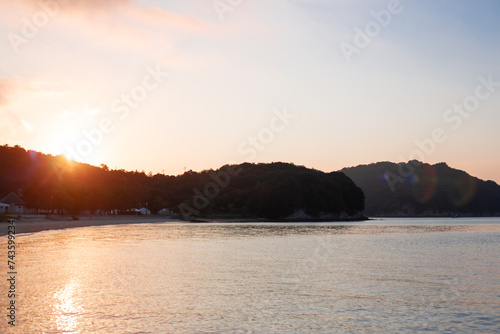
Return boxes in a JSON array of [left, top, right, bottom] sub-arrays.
[[2, 215, 499, 237], [0, 215, 369, 236], [0, 216, 183, 237]]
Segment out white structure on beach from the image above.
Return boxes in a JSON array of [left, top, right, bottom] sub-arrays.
[[0, 203, 9, 213], [158, 208, 171, 215], [0, 192, 26, 214], [139, 207, 151, 215]]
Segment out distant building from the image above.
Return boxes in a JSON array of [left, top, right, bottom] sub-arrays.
[[0, 203, 9, 214], [139, 207, 151, 215], [158, 208, 171, 215], [0, 192, 26, 214]]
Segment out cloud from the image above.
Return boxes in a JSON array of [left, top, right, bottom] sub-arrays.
[[57, 110, 76, 119], [0, 78, 16, 106], [58, 0, 131, 12], [0, 77, 66, 107], [12, 0, 132, 14], [9, 0, 208, 31], [1, 0, 212, 55], [132, 6, 205, 32], [20, 118, 35, 132], [0, 79, 32, 137]]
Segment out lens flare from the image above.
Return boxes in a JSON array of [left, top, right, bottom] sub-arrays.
[[450, 174, 478, 207], [413, 164, 437, 203]]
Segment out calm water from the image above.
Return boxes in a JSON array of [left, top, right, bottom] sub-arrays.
[[1, 218, 500, 333]]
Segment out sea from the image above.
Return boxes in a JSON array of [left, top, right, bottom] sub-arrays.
[[1, 217, 500, 333]]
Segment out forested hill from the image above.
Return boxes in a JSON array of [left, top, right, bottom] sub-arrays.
[[341, 161, 500, 217], [0, 145, 364, 220]]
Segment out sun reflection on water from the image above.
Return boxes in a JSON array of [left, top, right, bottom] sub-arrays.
[[52, 281, 84, 333]]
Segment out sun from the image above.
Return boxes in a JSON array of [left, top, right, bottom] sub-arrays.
[[40, 126, 76, 155], [37, 106, 109, 166]]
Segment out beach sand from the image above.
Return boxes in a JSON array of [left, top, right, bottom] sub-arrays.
[[0, 216, 182, 237]]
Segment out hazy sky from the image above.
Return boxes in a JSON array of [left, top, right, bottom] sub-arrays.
[[1, 0, 499, 182]]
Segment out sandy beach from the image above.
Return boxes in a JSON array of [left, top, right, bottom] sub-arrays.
[[0, 215, 183, 237]]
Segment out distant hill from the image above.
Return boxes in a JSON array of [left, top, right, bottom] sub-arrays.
[[341, 161, 500, 217], [0, 145, 364, 220], [176, 162, 365, 220]]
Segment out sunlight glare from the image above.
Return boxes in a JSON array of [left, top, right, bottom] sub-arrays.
[[52, 281, 84, 333]]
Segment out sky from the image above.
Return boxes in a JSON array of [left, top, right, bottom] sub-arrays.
[[1, 0, 499, 182]]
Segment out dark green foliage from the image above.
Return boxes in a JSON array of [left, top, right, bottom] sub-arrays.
[[210, 163, 364, 219], [166, 162, 364, 219], [342, 161, 500, 216], [0, 145, 364, 219]]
